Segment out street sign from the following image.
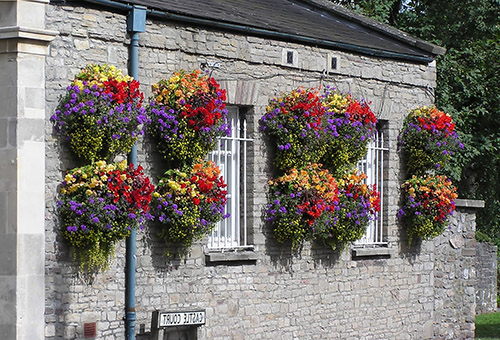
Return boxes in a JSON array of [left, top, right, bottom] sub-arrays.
[[157, 310, 206, 328]]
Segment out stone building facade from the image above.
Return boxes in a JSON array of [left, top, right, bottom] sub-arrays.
[[0, 0, 486, 339]]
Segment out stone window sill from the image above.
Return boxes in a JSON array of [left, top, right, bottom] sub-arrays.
[[352, 245, 394, 258], [205, 249, 258, 265]]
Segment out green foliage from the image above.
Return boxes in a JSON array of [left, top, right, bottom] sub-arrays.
[[475, 312, 500, 340], [436, 39, 500, 243], [322, 139, 367, 174], [333, 0, 402, 24]]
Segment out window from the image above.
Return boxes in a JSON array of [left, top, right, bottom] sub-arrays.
[[208, 107, 253, 250], [355, 128, 388, 246]]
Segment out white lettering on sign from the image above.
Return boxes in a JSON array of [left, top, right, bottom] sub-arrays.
[[158, 310, 206, 328]]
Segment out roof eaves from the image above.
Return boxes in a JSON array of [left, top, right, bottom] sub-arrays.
[[299, 0, 446, 56], [78, 0, 440, 62], [144, 7, 434, 63]]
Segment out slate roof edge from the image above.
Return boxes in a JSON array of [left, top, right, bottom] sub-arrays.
[[77, 0, 441, 62], [299, 0, 446, 56]]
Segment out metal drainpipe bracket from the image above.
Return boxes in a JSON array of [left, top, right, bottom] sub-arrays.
[[127, 5, 147, 33]]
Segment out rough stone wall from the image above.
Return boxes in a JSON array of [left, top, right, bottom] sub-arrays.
[[475, 242, 498, 314], [44, 3, 477, 340], [432, 202, 478, 340]]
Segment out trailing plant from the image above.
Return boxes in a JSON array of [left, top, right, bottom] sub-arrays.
[[321, 87, 377, 174], [313, 168, 380, 250], [57, 160, 154, 273], [397, 175, 458, 245], [266, 163, 339, 250], [152, 160, 228, 253], [148, 70, 229, 166], [399, 106, 463, 176], [260, 88, 328, 171], [51, 64, 147, 162]]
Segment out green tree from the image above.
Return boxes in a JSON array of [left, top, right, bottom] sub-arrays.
[[334, 0, 500, 243]]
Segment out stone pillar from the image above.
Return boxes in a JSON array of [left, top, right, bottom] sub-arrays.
[[432, 199, 484, 339], [0, 1, 56, 339]]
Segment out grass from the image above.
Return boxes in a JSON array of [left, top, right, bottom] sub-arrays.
[[476, 312, 500, 340]]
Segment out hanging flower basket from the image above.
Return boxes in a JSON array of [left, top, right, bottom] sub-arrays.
[[260, 88, 328, 171], [313, 168, 380, 250], [398, 106, 463, 176], [57, 160, 154, 273], [148, 70, 229, 166], [397, 175, 457, 245], [321, 87, 377, 174], [51, 64, 147, 162], [266, 163, 339, 250], [152, 160, 228, 253]]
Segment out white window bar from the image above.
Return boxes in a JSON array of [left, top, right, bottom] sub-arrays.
[[208, 107, 253, 250], [355, 130, 388, 246]]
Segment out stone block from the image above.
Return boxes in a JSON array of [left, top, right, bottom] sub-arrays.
[[0, 86, 17, 118]]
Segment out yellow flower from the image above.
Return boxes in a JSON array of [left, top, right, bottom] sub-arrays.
[[117, 160, 127, 171]]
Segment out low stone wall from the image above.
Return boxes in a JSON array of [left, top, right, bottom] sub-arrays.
[[475, 242, 498, 314]]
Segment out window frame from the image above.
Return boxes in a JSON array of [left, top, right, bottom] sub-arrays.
[[207, 106, 254, 251], [354, 125, 389, 247]]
